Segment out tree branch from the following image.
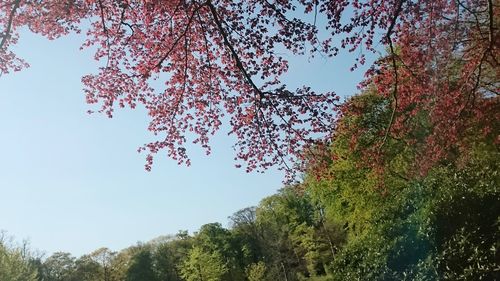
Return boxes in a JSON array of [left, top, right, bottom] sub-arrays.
[[0, 0, 21, 51], [379, 0, 404, 151], [206, 1, 263, 98]]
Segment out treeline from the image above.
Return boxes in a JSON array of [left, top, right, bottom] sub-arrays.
[[2, 90, 498, 281]]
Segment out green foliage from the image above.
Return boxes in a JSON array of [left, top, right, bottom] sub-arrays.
[[125, 248, 157, 281], [40, 252, 76, 281], [4, 89, 498, 281], [179, 246, 228, 281], [152, 235, 193, 281], [245, 261, 267, 281], [302, 90, 499, 280], [422, 144, 500, 280], [0, 239, 38, 281], [71, 254, 101, 281]]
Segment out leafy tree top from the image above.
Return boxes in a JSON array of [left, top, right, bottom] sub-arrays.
[[1, 0, 497, 178]]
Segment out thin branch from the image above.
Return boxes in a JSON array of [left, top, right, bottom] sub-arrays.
[[196, 10, 219, 120], [154, 3, 204, 72], [206, 1, 263, 98], [487, 0, 494, 50], [379, 0, 404, 151], [96, 0, 112, 67], [0, 0, 21, 51]]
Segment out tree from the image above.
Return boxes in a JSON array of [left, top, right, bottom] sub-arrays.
[[71, 255, 102, 281], [194, 223, 243, 280], [245, 261, 267, 281], [0, 234, 38, 281], [301, 88, 499, 280], [87, 247, 118, 281], [152, 234, 194, 281], [40, 252, 76, 281], [254, 187, 322, 280], [229, 207, 263, 265], [2, 1, 495, 175], [125, 248, 157, 281], [179, 246, 228, 281]]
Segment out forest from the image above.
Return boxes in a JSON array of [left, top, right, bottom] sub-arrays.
[[2, 88, 499, 280], [1, 0, 499, 280]]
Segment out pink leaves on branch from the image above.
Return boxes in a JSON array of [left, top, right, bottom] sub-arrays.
[[1, 0, 498, 177], [0, 0, 338, 175], [364, 0, 499, 174]]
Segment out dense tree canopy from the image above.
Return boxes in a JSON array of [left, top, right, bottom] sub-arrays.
[[1, 1, 498, 279], [1, 0, 497, 174], [2, 85, 495, 280]]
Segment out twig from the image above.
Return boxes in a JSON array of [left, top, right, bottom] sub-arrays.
[[379, 0, 404, 151], [0, 0, 21, 51]]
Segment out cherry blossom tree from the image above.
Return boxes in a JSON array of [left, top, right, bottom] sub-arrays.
[[1, 0, 497, 176]]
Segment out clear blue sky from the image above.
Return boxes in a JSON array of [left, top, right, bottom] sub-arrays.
[[0, 30, 369, 257]]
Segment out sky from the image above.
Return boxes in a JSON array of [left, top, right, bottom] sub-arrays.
[[0, 29, 370, 257]]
